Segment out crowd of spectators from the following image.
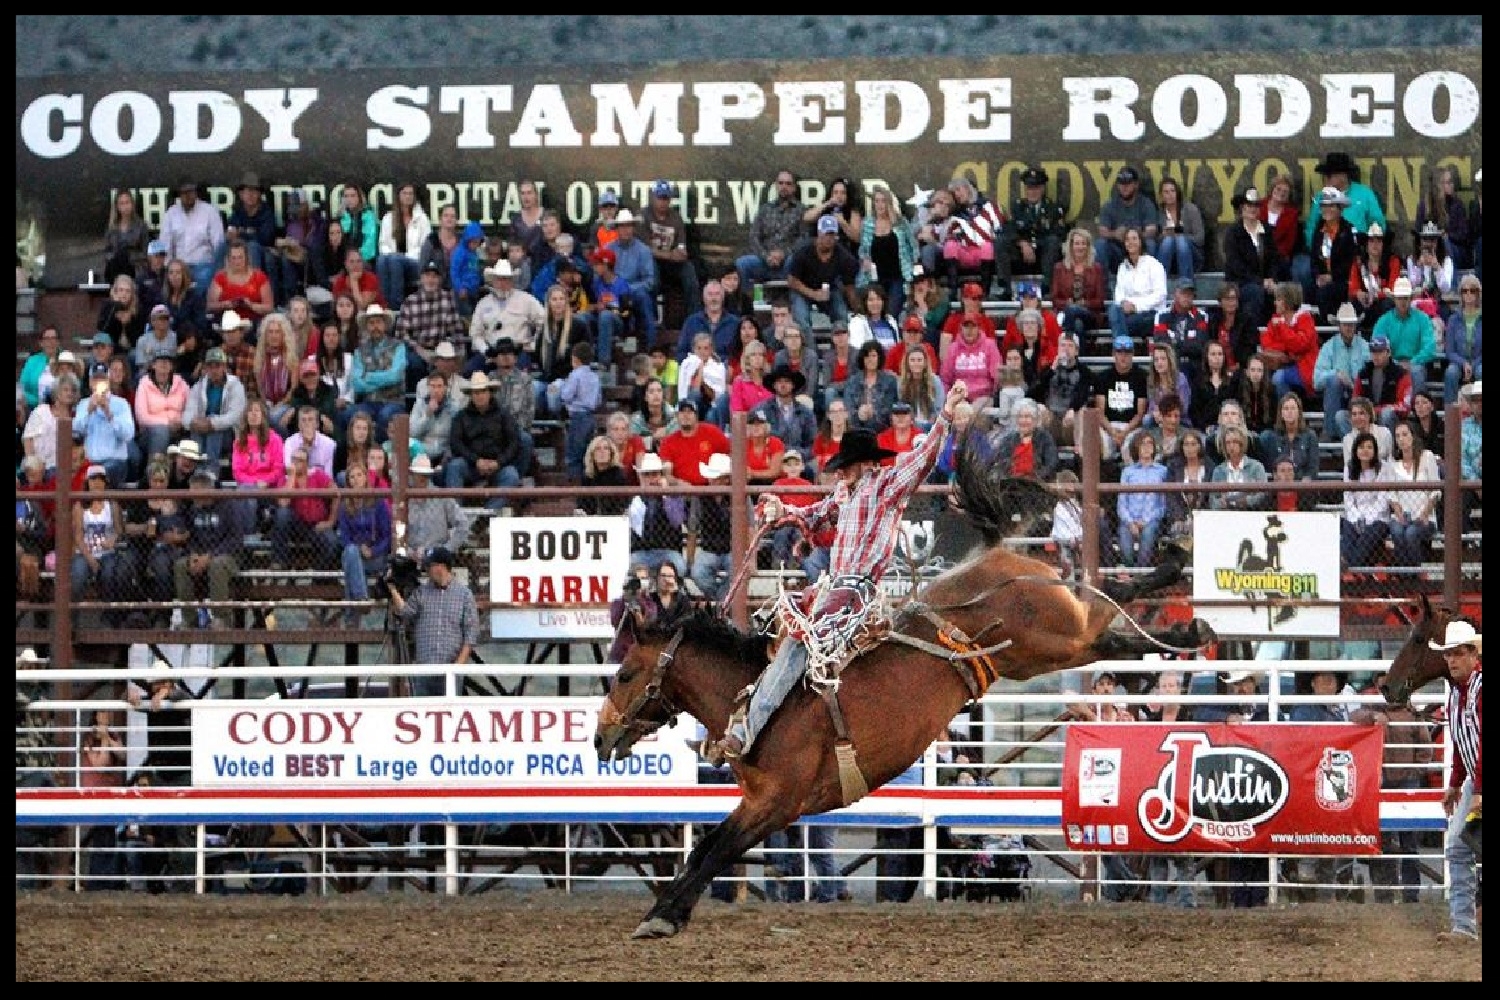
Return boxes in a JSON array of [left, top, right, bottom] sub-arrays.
[[14, 159, 1483, 620]]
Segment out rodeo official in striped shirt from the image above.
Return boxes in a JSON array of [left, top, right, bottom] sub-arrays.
[[714, 381, 968, 762], [1431, 619, 1482, 943]]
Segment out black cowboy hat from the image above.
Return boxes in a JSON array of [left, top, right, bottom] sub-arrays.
[[1315, 151, 1361, 179], [822, 428, 897, 472], [766, 364, 806, 393]]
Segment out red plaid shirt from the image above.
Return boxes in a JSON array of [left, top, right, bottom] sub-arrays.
[[773, 410, 951, 615]]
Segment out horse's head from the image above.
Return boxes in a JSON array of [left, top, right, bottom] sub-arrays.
[[593, 608, 770, 763], [594, 615, 684, 763], [1378, 594, 1455, 710]]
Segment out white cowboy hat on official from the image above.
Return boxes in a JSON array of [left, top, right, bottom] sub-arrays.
[[409, 454, 435, 477], [483, 260, 514, 280], [1429, 620, 1482, 653]]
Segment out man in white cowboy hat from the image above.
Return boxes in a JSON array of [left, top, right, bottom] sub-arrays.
[[714, 380, 968, 762], [1306, 151, 1386, 248], [182, 345, 247, 467], [1194, 669, 1270, 725], [686, 452, 737, 601], [605, 207, 660, 342], [164, 438, 207, 490], [417, 339, 468, 408], [468, 258, 545, 360], [444, 369, 524, 510], [1429, 618, 1482, 942], [349, 302, 407, 442], [1370, 276, 1440, 373], [1313, 301, 1372, 442], [403, 451, 471, 557], [625, 452, 690, 581]]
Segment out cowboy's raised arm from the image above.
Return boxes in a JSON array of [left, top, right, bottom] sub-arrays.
[[878, 381, 967, 503]]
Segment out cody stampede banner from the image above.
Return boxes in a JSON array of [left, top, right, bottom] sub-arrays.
[[1192, 510, 1341, 639], [192, 696, 699, 788], [1063, 723, 1383, 857], [15, 50, 1481, 285]]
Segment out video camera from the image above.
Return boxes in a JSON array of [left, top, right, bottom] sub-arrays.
[[377, 551, 423, 601]]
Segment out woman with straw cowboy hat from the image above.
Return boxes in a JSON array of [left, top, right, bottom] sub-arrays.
[[1429, 617, 1482, 942]]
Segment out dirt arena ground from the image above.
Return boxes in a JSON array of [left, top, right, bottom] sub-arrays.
[[16, 894, 1481, 981]]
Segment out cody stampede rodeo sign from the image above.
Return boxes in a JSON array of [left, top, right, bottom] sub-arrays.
[[15, 49, 1481, 284]]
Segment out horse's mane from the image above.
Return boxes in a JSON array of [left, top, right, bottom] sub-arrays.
[[641, 608, 771, 669], [952, 437, 1059, 546]]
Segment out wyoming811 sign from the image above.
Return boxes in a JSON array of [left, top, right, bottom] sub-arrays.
[[488, 515, 631, 640], [1191, 511, 1340, 638]]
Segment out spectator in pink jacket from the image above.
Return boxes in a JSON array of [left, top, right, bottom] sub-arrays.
[[133, 347, 190, 466], [231, 398, 286, 531], [940, 314, 1003, 411]]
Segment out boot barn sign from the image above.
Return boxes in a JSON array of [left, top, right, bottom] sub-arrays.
[[15, 49, 1481, 284]]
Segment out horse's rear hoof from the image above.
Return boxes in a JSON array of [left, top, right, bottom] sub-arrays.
[[631, 917, 678, 940], [1192, 619, 1218, 647]]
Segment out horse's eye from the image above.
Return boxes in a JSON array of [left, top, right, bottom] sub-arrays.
[[614, 668, 635, 686]]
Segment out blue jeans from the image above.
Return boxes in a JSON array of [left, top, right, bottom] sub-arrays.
[[1106, 303, 1155, 346], [735, 253, 791, 290], [1145, 855, 1199, 907], [1290, 253, 1315, 307], [270, 508, 340, 569], [594, 309, 621, 367], [1444, 358, 1481, 405], [1059, 305, 1096, 342], [375, 254, 421, 312], [1444, 779, 1479, 936], [1155, 235, 1200, 283], [187, 261, 216, 295], [1340, 518, 1389, 567], [1387, 517, 1434, 565], [630, 547, 687, 581], [340, 544, 388, 625], [1117, 517, 1162, 567], [564, 409, 595, 482], [1271, 365, 1307, 401], [443, 456, 521, 511], [138, 424, 176, 464], [729, 639, 809, 756], [1320, 378, 1353, 440], [690, 548, 732, 603], [790, 283, 850, 332]]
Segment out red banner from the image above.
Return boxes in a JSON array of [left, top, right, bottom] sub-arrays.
[[1062, 724, 1383, 856]]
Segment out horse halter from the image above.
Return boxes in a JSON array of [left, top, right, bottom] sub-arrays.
[[613, 628, 685, 740]]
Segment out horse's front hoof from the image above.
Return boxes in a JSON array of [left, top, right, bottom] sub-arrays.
[[631, 917, 679, 940]]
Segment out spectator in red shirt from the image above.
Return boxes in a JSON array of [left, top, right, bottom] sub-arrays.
[[886, 314, 938, 376], [938, 282, 998, 359], [658, 398, 730, 487], [876, 401, 922, 466], [330, 244, 387, 314], [745, 408, 786, 482]]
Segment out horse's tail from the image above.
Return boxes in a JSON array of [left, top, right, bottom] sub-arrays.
[[953, 437, 1058, 547]]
